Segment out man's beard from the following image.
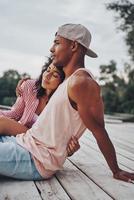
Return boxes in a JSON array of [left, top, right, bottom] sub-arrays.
[[52, 60, 64, 69]]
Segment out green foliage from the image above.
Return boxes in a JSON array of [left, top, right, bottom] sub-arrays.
[[99, 60, 117, 83], [0, 69, 30, 106], [101, 83, 120, 113], [99, 60, 134, 114], [106, 0, 134, 62], [103, 1, 134, 114]]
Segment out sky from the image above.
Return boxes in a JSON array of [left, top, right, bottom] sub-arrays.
[[0, 0, 131, 79]]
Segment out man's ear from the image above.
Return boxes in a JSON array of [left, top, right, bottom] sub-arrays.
[[71, 41, 79, 52]]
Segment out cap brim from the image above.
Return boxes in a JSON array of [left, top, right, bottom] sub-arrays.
[[86, 48, 98, 58]]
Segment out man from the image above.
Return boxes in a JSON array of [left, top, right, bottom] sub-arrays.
[[49, 23, 134, 182]]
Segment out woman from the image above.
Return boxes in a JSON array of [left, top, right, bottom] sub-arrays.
[[0, 58, 64, 134], [0, 58, 79, 156]]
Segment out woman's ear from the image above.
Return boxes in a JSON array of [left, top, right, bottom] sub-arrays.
[[71, 41, 79, 52]]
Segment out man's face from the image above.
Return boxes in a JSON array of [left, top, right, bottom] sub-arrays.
[[50, 35, 73, 68]]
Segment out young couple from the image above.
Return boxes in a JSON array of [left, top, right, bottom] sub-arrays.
[[0, 23, 134, 183]]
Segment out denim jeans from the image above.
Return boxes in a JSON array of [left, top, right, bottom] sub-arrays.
[[0, 135, 44, 180]]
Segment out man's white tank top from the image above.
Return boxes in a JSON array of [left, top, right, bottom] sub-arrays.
[[16, 68, 96, 178]]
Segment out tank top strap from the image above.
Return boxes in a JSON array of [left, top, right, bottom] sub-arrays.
[[70, 68, 96, 80]]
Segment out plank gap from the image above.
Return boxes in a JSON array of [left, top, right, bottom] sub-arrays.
[[67, 158, 115, 200]]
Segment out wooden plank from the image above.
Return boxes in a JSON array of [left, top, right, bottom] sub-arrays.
[[106, 122, 134, 134], [81, 136, 134, 170], [84, 135, 134, 161], [111, 138, 134, 154], [84, 129, 134, 155], [35, 176, 71, 200], [105, 123, 134, 144], [109, 132, 134, 146], [56, 159, 113, 200], [80, 135, 134, 174], [79, 138, 132, 173], [84, 125, 134, 147], [69, 145, 134, 200], [0, 178, 41, 200]]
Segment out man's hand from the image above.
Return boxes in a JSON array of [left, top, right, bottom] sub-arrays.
[[16, 78, 30, 97], [67, 136, 80, 157], [113, 169, 134, 183]]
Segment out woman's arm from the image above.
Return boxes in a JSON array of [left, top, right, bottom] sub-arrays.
[[0, 116, 28, 136], [0, 96, 25, 121]]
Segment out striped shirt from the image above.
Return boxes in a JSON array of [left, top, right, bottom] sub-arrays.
[[0, 80, 39, 128]]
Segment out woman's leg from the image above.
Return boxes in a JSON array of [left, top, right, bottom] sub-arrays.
[[0, 136, 44, 180], [0, 116, 28, 136]]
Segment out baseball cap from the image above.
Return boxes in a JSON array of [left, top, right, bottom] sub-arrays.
[[56, 23, 98, 58]]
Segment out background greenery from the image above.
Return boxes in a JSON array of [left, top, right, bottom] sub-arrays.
[[0, 70, 30, 106], [101, 0, 134, 114]]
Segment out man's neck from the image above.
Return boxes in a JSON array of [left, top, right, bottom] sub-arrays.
[[64, 59, 85, 78]]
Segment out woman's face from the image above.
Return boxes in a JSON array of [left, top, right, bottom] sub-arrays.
[[41, 63, 62, 91]]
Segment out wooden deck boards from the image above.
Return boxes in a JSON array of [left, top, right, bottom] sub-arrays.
[[0, 122, 134, 200]]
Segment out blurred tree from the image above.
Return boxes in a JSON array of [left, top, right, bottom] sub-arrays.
[[99, 60, 134, 114], [0, 70, 30, 106], [103, 0, 134, 114], [106, 0, 134, 62], [120, 67, 134, 113], [99, 60, 125, 113], [99, 60, 117, 84]]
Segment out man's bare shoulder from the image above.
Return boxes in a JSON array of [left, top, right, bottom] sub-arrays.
[[68, 69, 100, 94]]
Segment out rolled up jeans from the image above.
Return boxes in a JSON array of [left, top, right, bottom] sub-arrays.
[[0, 135, 44, 180]]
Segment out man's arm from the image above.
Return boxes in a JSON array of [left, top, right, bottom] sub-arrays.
[[68, 71, 134, 182]]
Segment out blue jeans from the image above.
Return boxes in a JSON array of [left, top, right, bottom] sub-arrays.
[[0, 136, 44, 180]]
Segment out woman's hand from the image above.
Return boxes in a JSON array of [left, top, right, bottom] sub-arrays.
[[67, 136, 80, 157], [16, 78, 30, 97]]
